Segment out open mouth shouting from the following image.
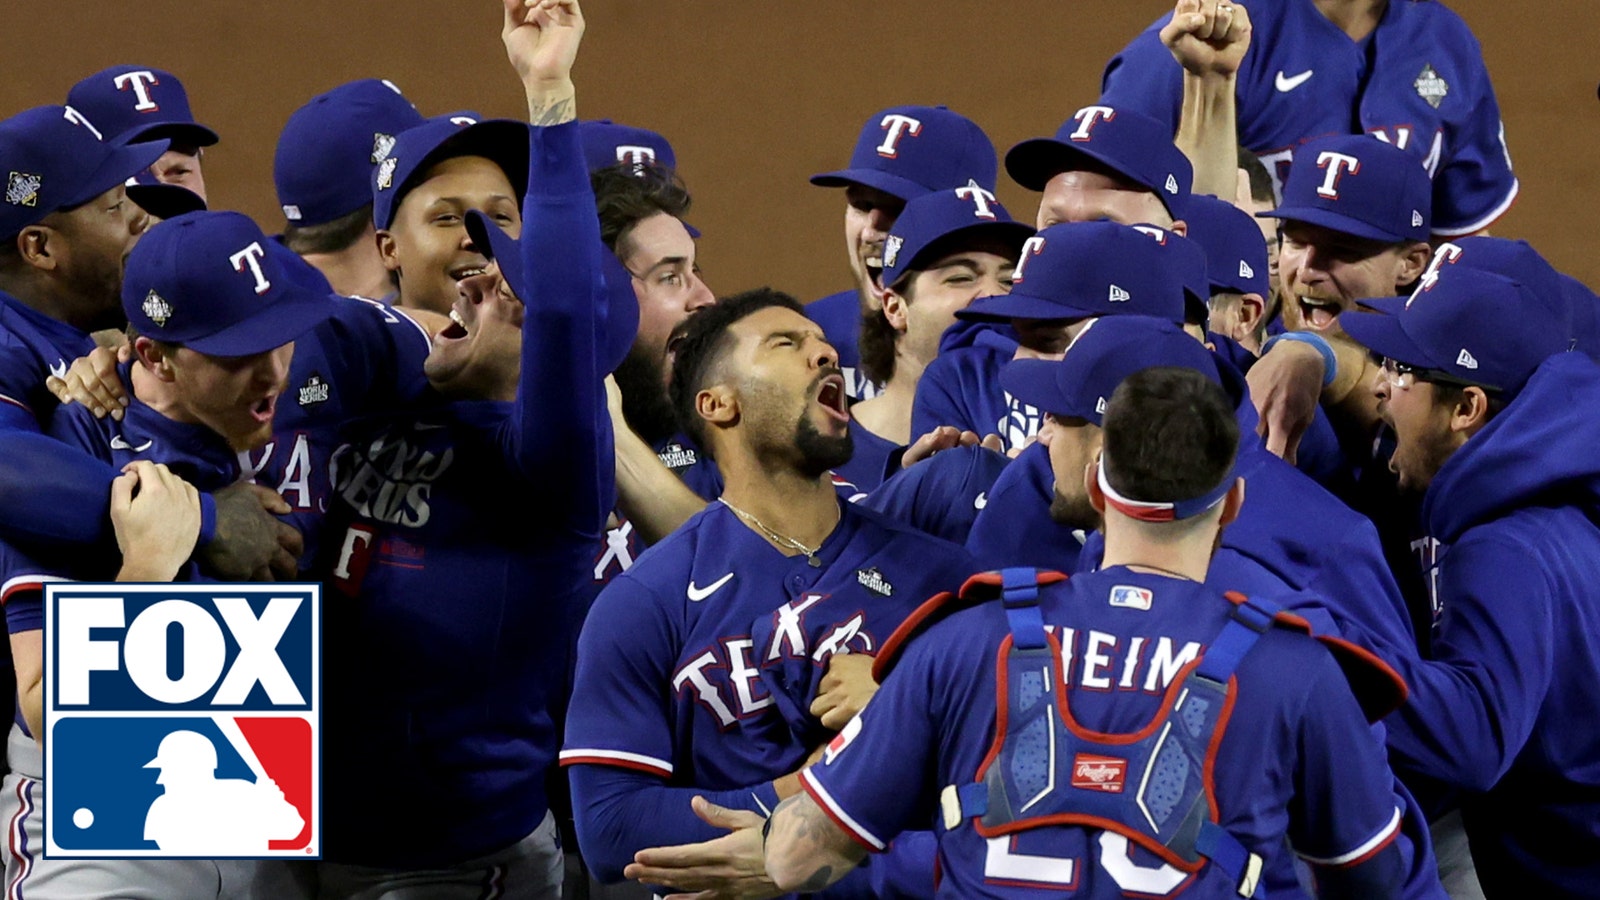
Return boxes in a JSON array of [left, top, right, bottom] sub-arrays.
[[249, 392, 279, 425], [815, 371, 850, 425], [1295, 295, 1347, 334]]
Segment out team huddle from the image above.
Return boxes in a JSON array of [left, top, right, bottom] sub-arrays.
[[0, 0, 1595, 898]]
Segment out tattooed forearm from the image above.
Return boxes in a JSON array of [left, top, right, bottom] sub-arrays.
[[527, 93, 575, 126], [762, 793, 866, 891]]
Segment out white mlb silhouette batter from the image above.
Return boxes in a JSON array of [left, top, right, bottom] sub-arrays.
[[142, 730, 303, 854]]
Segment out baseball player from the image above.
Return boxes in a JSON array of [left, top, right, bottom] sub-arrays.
[[143, 731, 304, 855], [763, 365, 1408, 898], [0, 106, 295, 583], [561, 289, 975, 896], [304, 4, 617, 896], [1102, 0, 1517, 239], [67, 64, 217, 204], [0, 208, 333, 900], [274, 78, 427, 299], [1339, 264, 1600, 899], [808, 105, 999, 401], [838, 185, 1033, 489]]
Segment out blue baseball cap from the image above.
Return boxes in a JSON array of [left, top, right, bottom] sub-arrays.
[[1002, 315, 1219, 425], [275, 79, 426, 227], [464, 210, 639, 374], [1182, 194, 1270, 299], [1005, 105, 1192, 219], [1562, 275, 1600, 360], [810, 105, 998, 200], [1263, 134, 1430, 243], [372, 113, 531, 230], [958, 221, 1186, 325], [0, 105, 169, 241], [878, 185, 1034, 289], [67, 66, 218, 148], [124, 211, 333, 357], [1426, 237, 1570, 344], [580, 119, 677, 174], [1135, 224, 1209, 326], [1346, 266, 1567, 397]]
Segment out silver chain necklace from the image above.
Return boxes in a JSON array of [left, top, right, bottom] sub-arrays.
[[719, 498, 832, 567]]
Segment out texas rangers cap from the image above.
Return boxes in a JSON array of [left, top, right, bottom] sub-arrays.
[[0, 105, 169, 241], [1001, 316, 1220, 425], [580, 119, 677, 174], [124, 211, 333, 357], [1005, 105, 1192, 219], [1428, 237, 1571, 345], [372, 113, 531, 230], [67, 65, 218, 147], [1345, 266, 1566, 397], [810, 105, 998, 201], [1182, 194, 1270, 299], [275, 78, 425, 227], [957, 221, 1186, 325], [878, 186, 1034, 290], [125, 168, 206, 221], [1263, 134, 1431, 244], [1135, 224, 1210, 326], [464, 210, 639, 373]]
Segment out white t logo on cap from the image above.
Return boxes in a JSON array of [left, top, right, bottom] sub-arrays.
[[1410, 242, 1462, 304], [876, 114, 923, 159], [955, 180, 998, 220], [113, 71, 161, 113], [1012, 236, 1047, 283], [62, 106, 104, 141], [616, 145, 656, 166], [1069, 106, 1116, 141], [230, 243, 272, 295], [1314, 151, 1362, 199]]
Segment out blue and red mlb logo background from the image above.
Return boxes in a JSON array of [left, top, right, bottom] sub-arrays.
[[43, 584, 319, 858]]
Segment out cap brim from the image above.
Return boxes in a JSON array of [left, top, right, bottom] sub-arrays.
[[62, 139, 170, 210], [809, 168, 929, 202], [185, 287, 334, 358], [126, 183, 206, 220], [1005, 138, 1183, 218], [599, 249, 641, 374], [956, 292, 1092, 323], [1338, 307, 1441, 370], [465, 209, 525, 299], [1354, 295, 1408, 316], [1260, 205, 1406, 244], [888, 220, 1037, 289], [122, 122, 220, 149]]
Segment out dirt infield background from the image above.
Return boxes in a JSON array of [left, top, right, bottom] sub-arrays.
[[4, 1, 1595, 300]]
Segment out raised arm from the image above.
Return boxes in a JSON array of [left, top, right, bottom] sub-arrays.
[[1164, 0, 1253, 200]]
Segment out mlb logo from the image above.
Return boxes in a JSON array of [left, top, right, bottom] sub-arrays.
[[1109, 585, 1153, 610], [44, 584, 319, 859]]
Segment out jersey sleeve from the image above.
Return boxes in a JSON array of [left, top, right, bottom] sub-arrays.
[[324, 297, 434, 409], [1, 539, 75, 636], [1383, 535, 1551, 792], [1097, 14, 1184, 129], [506, 119, 614, 533], [799, 631, 943, 852], [1429, 31, 1519, 237], [863, 445, 1006, 545], [0, 429, 119, 551], [560, 574, 679, 777], [1286, 643, 1405, 867], [910, 354, 980, 440]]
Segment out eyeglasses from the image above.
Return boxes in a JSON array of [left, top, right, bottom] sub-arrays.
[[1378, 356, 1501, 394]]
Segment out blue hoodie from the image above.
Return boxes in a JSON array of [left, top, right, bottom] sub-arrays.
[[1381, 352, 1600, 899]]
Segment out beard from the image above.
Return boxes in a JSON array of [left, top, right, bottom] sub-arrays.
[[1049, 487, 1101, 531], [794, 412, 854, 480], [614, 344, 680, 445]]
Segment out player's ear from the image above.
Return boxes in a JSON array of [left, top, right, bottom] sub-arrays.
[[880, 288, 910, 333], [1218, 477, 1246, 528], [1397, 240, 1432, 285], [1167, 218, 1188, 238], [1085, 455, 1106, 515], [1450, 386, 1494, 436], [132, 336, 176, 382], [15, 225, 58, 272], [1237, 292, 1266, 337], [696, 384, 738, 430], [375, 229, 400, 274]]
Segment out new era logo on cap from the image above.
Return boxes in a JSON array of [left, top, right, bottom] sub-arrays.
[[1165, 173, 1179, 194], [1095, 396, 1108, 415], [1412, 210, 1424, 228], [1109, 284, 1131, 303], [1239, 260, 1255, 279], [1457, 348, 1479, 369]]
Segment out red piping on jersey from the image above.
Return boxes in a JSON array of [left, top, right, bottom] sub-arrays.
[[556, 755, 671, 778]]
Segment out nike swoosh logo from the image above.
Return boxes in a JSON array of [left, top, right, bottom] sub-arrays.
[[48, 360, 68, 381], [109, 435, 153, 452], [1275, 69, 1313, 92], [687, 572, 734, 602], [974, 492, 988, 510]]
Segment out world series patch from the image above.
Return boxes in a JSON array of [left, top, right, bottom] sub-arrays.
[[43, 584, 319, 859]]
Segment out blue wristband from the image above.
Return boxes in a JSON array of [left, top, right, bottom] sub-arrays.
[[1262, 332, 1338, 388]]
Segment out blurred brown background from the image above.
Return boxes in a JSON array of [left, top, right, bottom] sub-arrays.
[[4, 1, 1596, 300]]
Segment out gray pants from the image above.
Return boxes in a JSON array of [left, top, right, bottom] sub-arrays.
[[0, 724, 228, 899], [245, 812, 563, 900], [1432, 809, 1486, 900]]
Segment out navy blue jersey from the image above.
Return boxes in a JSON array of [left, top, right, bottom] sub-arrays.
[[805, 289, 877, 401], [1101, 0, 1516, 236], [862, 444, 1007, 545], [307, 119, 614, 868], [591, 433, 722, 589], [562, 500, 973, 790], [832, 420, 899, 496], [0, 290, 97, 433], [241, 295, 432, 564], [966, 443, 1085, 573], [803, 569, 1405, 897], [1381, 353, 1600, 897], [911, 343, 1042, 454]]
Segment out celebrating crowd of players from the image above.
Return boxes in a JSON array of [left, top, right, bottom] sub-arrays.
[[0, 0, 1595, 897]]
